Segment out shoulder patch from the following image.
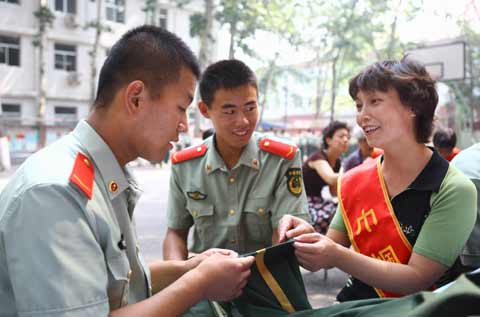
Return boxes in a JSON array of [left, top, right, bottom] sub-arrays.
[[69, 152, 94, 199], [171, 144, 208, 164], [259, 138, 297, 160]]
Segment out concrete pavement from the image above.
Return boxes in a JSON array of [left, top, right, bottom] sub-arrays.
[[0, 164, 347, 309]]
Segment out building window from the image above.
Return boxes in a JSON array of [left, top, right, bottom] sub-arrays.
[[1, 103, 21, 118], [106, 0, 125, 23], [0, 35, 20, 66], [54, 106, 77, 121], [159, 8, 168, 29], [55, 0, 76, 14], [54, 43, 76, 71], [0, 0, 19, 4]]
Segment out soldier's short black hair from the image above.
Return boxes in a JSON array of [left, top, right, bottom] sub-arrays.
[[94, 25, 200, 108], [433, 128, 457, 150], [349, 57, 438, 143], [322, 121, 349, 149], [199, 59, 257, 107]]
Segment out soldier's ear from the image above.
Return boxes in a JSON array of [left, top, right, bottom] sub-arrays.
[[125, 80, 145, 114], [198, 101, 210, 119]]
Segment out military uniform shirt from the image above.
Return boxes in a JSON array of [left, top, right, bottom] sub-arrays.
[[0, 121, 151, 316], [167, 132, 310, 254]]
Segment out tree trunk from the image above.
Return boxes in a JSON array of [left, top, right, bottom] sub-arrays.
[[90, 0, 102, 105], [258, 54, 278, 126], [198, 0, 214, 70], [228, 21, 237, 59], [37, 0, 48, 149], [386, 0, 402, 59], [330, 52, 340, 121], [193, 0, 215, 137]]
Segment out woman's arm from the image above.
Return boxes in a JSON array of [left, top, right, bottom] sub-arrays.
[[294, 232, 448, 295], [308, 159, 338, 187]]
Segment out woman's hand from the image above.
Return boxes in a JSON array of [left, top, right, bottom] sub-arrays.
[[293, 232, 339, 271], [277, 215, 315, 243]]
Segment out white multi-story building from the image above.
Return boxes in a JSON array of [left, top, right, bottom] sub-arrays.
[[0, 0, 216, 158]]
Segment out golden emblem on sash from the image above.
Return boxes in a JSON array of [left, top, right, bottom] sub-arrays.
[[355, 208, 378, 236], [371, 245, 400, 263]]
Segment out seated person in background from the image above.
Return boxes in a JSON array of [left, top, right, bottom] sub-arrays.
[[433, 128, 460, 161], [302, 121, 349, 234], [278, 58, 477, 302], [163, 59, 309, 261], [343, 126, 374, 172], [452, 143, 480, 271]]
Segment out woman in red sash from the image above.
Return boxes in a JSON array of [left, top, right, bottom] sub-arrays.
[[278, 58, 477, 301]]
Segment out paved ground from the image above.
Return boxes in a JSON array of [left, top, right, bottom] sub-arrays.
[[0, 164, 348, 308]]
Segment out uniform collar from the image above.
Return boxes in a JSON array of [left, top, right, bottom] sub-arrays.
[[72, 120, 130, 200], [204, 133, 261, 174]]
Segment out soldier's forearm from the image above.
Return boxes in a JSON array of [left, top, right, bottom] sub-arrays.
[[162, 229, 189, 260], [148, 260, 191, 294]]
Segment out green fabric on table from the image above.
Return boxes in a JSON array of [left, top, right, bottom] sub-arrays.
[[232, 239, 312, 316]]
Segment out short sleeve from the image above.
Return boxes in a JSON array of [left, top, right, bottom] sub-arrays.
[[413, 166, 477, 267], [1, 184, 109, 316], [166, 167, 193, 229], [270, 149, 310, 228], [329, 204, 347, 233]]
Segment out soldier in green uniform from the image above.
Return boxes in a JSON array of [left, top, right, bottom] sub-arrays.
[[0, 26, 254, 317], [163, 59, 310, 261]]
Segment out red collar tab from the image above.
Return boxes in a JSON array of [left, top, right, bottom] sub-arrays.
[[171, 144, 208, 164], [69, 152, 94, 199], [259, 138, 297, 160]]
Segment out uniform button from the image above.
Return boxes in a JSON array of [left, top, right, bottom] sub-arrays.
[[258, 208, 265, 215], [109, 181, 118, 193], [206, 164, 212, 172], [252, 159, 259, 169], [230, 239, 236, 244], [264, 141, 270, 147], [196, 146, 202, 152], [192, 210, 198, 217], [127, 270, 132, 280], [83, 158, 90, 167], [229, 177, 235, 183], [229, 209, 236, 216]]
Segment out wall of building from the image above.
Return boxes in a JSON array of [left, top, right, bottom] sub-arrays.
[[0, 0, 211, 157]]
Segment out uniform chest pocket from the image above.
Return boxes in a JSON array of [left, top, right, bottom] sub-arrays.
[[244, 197, 272, 243], [106, 254, 131, 310], [186, 200, 214, 223]]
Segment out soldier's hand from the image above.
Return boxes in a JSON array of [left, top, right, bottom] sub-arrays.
[[185, 248, 238, 270], [193, 254, 255, 301], [277, 215, 315, 243], [293, 232, 337, 271], [201, 248, 238, 258]]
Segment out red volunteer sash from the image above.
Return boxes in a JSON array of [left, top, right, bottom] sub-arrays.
[[338, 158, 413, 298]]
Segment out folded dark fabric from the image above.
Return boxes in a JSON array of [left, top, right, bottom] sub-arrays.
[[289, 269, 480, 317], [232, 239, 312, 317]]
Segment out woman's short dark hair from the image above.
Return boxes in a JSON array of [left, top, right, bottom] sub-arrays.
[[199, 59, 257, 107], [322, 121, 349, 149], [348, 57, 438, 143], [95, 25, 200, 108]]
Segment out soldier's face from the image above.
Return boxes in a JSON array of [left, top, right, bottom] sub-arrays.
[[137, 67, 196, 162], [202, 84, 259, 150]]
